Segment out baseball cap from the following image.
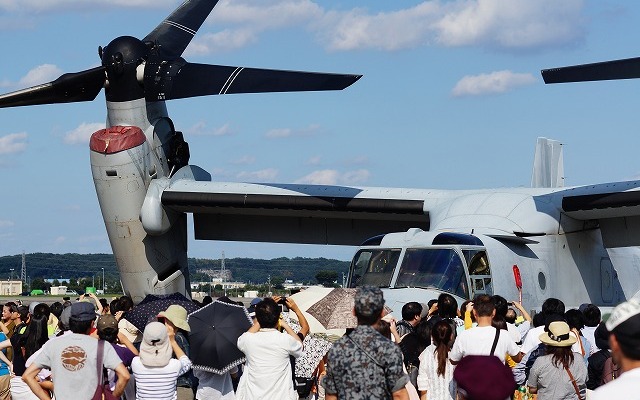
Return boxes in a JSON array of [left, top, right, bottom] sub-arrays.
[[605, 299, 640, 331], [70, 302, 96, 322], [97, 314, 118, 333], [354, 286, 384, 318], [604, 299, 640, 359], [28, 302, 42, 315], [59, 306, 72, 330], [139, 321, 172, 367]]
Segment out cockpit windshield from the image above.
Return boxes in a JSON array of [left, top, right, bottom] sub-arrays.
[[349, 249, 401, 287], [395, 248, 468, 298]]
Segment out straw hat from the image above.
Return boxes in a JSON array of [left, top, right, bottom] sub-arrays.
[[539, 321, 577, 347], [158, 305, 191, 332]]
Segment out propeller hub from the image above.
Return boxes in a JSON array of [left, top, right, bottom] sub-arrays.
[[101, 36, 148, 101]]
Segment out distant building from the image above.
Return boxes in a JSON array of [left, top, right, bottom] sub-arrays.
[[45, 278, 73, 284], [193, 281, 246, 290], [0, 280, 22, 296]]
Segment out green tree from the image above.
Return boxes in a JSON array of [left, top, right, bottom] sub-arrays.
[[272, 276, 285, 290], [315, 270, 338, 287], [30, 278, 51, 292]]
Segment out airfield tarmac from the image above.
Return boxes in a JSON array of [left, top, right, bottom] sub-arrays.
[[1, 295, 251, 307]]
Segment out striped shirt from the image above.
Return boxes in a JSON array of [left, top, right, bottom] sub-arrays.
[[132, 355, 192, 400]]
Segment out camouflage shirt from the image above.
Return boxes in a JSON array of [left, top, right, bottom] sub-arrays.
[[323, 325, 408, 400]]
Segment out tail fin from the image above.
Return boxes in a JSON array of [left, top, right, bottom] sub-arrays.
[[531, 137, 564, 188]]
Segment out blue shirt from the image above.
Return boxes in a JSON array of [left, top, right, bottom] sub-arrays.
[[0, 333, 10, 376]]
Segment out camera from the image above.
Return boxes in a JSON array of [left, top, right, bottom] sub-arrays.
[[277, 297, 289, 312]]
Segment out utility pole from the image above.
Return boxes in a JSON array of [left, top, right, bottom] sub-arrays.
[[21, 251, 26, 285], [102, 267, 105, 293]]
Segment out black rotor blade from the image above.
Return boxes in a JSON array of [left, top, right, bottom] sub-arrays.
[[0, 66, 105, 108], [147, 62, 362, 101], [143, 0, 220, 59], [542, 57, 640, 84]]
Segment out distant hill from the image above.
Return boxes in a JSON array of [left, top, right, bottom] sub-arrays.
[[0, 253, 350, 287]]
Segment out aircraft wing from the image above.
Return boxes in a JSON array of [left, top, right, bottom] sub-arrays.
[[159, 178, 432, 245], [558, 182, 640, 247]]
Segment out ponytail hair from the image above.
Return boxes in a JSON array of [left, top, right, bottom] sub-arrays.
[[432, 320, 453, 377]]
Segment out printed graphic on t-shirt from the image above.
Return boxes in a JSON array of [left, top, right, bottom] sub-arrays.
[[61, 346, 87, 371]]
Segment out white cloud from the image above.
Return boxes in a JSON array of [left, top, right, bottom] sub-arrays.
[[0, 132, 27, 155], [341, 169, 370, 184], [188, 122, 234, 136], [0, 1, 586, 55], [307, 155, 322, 165], [295, 168, 371, 185], [63, 122, 105, 145], [451, 70, 536, 97], [317, 0, 585, 52], [18, 64, 63, 87], [0, 220, 14, 228], [265, 124, 320, 139], [53, 236, 66, 245], [187, 0, 323, 56], [344, 155, 369, 166], [295, 169, 339, 185], [185, 29, 258, 56], [265, 128, 292, 139], [318, 4, 438, 51], [230, 155, 256, 165], [434, 0, 585, 49], [0, 0, 174, 13], [236, 168, 279, 181]]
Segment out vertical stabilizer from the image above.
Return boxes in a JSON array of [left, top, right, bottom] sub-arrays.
[[531, 137, 564, 188]]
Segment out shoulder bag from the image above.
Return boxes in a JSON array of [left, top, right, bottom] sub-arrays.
[[92, 340, 118, 400], [563, 362, 585, 400]]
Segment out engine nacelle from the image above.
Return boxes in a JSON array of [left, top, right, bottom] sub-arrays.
[[90, 125, 189, 302]]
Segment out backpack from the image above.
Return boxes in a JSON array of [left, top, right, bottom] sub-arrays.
[[601, 356, 621, 384]]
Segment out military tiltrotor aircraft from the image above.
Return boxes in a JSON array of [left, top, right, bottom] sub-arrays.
[[2, 0, 640, 312]]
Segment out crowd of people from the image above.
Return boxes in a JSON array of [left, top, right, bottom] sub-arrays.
[[0, 289, 636, 400], [321, 290, 640, 400]]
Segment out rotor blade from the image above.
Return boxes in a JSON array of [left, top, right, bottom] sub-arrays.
[[143, 0, 220, 59], [542, 57, 640, 84], [148, 63, 362, 101], [0, 66, 105, 108]]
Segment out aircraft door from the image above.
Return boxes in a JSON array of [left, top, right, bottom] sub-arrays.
[[464, 250, 493, 297]]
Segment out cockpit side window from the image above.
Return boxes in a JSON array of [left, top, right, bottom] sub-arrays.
[[349, 249, 400, 288], [395, 248, 468, 298], [463, 250, 492, 296]]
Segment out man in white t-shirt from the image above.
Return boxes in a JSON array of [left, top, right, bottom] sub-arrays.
[[591, 299, 640, 400], [449, 295, 523, 364], [23, 302, 130, 400], [580, 303, 602, 353], [236, 297, 303, 400], [520, 297, 565, 354]]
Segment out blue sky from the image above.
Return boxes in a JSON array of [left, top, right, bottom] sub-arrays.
[[1, 0, 639, 261]]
